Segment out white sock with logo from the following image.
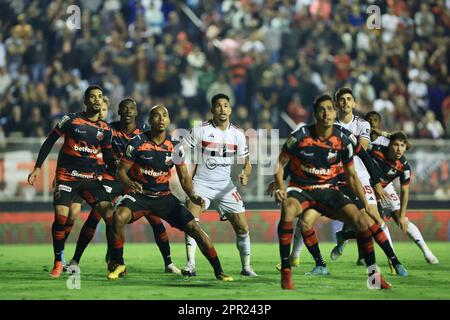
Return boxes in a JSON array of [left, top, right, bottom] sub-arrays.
[[381, 223, 395, 251], [407, 221, 432, 256], [290, 223, 303, 261], [236, 232, 251, 269], [185, 234, 197, 268]]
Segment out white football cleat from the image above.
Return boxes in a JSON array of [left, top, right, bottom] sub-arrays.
[[240, 266, 258, 277], [165, 263, 182, 274], [425, 254, 439, 265]]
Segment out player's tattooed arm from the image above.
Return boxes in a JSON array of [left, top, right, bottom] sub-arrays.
[[116, 160, 143, 193], [176, 164, 205, 208], [274, 152, 290, 203], [398, 184, 410, 233], [28, 130, 61, 186]]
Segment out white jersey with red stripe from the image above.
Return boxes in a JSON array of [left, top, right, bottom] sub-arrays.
[[184, 120, 249, 183]]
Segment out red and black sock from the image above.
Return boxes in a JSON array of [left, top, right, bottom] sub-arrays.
[[52, 214, 68, 262], [301, 228, 326, 267], [356, 230, 375, 267], [104, 215, 114, 259], [63, 217, 75, 242], [111, 239, 124, 265], [277, 221, 294, 269], [369, 224, 400, 266], [73, 210, 101, 263], [200, 246, 223, 275], [151, 222, 172, 266]]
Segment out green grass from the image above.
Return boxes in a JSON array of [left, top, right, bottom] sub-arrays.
[[0, 242, 448, 300]]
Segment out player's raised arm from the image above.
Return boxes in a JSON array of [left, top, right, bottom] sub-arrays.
[[28, 126, 63, 186], [175, 164, 204, 208]]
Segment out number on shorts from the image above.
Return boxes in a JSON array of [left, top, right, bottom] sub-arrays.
[[364, 186, 373, 194], [390, 193, 399, 201]]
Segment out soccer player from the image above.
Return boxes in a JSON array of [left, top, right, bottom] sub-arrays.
[[269, 121, 388, 275], [66, 98, 181, 274], [27, 85, 116, 278], [180, 93, 256, 277], [330, 88, 408, 276], [61, 96, 109, 268], [365, 113, 439, 265], [107, 105, 233, 281], [274, 94, 391, 290]]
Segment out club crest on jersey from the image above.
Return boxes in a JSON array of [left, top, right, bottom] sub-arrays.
[[327, 150, 338, 163], [96, 130, 104, 141], [165, 153, 173, 165]]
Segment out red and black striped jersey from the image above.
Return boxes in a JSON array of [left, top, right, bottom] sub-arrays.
[[281, 125, 354, 190], [103, 121, 148, 180], [121, 133, 181, 196], [53, 112, 112, 181], [368, 145, 411, 187]]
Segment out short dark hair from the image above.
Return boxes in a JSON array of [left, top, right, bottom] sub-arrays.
[[313, 94, 334, 113], [389, 131, 411, 150], [118, 98, 136, 110], [334, 87, 354, 102], [211, 93, 230, 106], [149, 105, 169, 117], [84, 85, 103, 101], [364, 111, 381, 122]]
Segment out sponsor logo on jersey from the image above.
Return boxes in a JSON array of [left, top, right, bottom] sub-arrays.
[[140, 168, 168, 177], [205, 158, 230, 170], [71, 171, 95, 179], [74, 145, 98, 154], [301, 165, 331, 175], [299, 151, 314, 157], [57, 184, 72, 192], [327, 150, 338, 162], [75, 128, 87, 134], [96, 130, 104, 141]]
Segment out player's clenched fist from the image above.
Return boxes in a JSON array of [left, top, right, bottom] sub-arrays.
[[28, 168, 41, 186], [189, 195, 205, 208], [239, 172, 248, 186], [275, 188, 287, 203]]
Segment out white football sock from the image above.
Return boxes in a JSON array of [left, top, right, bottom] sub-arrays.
[[236, 232, 251, 268], [381, 223, 395, 252], [290, 223, 303, 260], [407, 221, 432, 256], [185, 234, 197, 267]]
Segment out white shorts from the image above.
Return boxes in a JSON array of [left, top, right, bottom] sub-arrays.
[[193, 179, 246, 220], [380, 183, 401, 216], [358, 174, 378, 205]]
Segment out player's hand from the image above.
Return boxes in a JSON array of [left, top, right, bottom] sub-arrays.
[[239, 172, 249, 186], [265, 180, 278, 197], [129, 181, 143, 194], [398, 216, 408, 234], [374, 183, 390, 206], [27, 168, 41, 186], [189, 195, 205, 209], [275, 188, 287, 203]]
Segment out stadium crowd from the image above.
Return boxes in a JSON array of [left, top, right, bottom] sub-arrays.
[[0, 0, 449, 141]]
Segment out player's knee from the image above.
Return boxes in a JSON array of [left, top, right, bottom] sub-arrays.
[[114, 209, 129, 226], [300, 217, 313, 232], [281, 199, 299, 220], [354, 213, 368, 232]]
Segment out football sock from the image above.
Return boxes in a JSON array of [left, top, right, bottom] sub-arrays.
[[301, 228, 326, 267], [72, 209, 101, 263], [104, 215, 114, 259], [278, 221, 294, 269], [64, 217, 75, 242], [200, 246, 223, 275], [291, 223, 303, 260], [52, 214, 68, 262], [112, 239, 124, 265], [356, 229, 376, 267], [150, 218, 172, 266], [381, 223, 395, 251], [185, 234, 197, 267], [369, 223, 400, 266], [236, 232, 251, 268], [407, 221, 432, 255]]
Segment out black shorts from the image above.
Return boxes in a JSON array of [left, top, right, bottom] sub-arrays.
[[97, 179, 126, 203], [116, 193, 195, 230], [54, 180, 110, 207], [286, 187, 353, 219], [72, 194, 84, 205], [339, 185, 364, 210]]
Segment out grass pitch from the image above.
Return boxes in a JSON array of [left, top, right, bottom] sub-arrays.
[[0, 242, 448, 300]]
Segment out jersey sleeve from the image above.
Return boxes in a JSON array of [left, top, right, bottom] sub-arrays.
[[281, 133, 298, 158], [341, 137, 354, 167], [172, 138, 186, 166], [53, 114, 73, 136], [400, 160, 411, 185], [358, 120, 371, 143], [236, 130, 249, 158], [183, 126, 200, 150], [122, 139, 138, 165]]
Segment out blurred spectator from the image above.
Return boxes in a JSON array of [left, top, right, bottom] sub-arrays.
[[407, 71, 429, 116], [414, 3, 435, 39], [417, 111, 445, 139], [373, 90, 395, 131]]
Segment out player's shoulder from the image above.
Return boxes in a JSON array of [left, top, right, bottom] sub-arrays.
[[129, 132, 146, 147], [229, 122, 245, 137], [353, 115, 370, 126], [332, 126, 355, 145], [109, 121, 121, 130], [165, 134, 179, 148], [286, 124, 312, 145], [97, 119, 111, 130]]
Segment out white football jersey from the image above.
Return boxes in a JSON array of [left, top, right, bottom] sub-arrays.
[[336, 115, 371, 179], [371, 135, 390, 146], [184, 120, 249, 183]]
